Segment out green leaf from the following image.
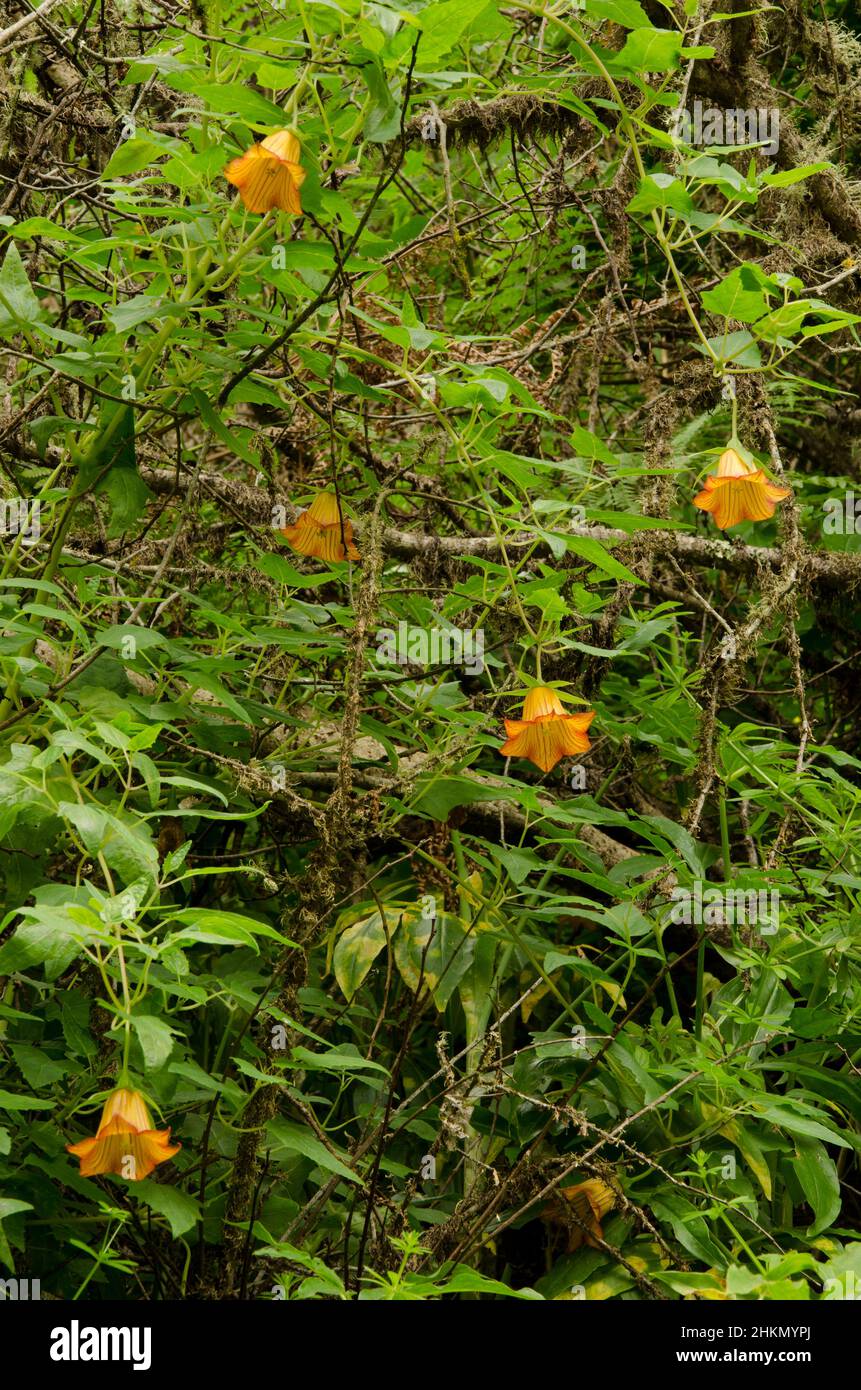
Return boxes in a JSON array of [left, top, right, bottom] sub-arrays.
[[637, 815, 704, 873], [255, 553, 330, 588], [0, 1089, 54, 1111], [613, 28, 705, 73], [166, 908, 294, 949], [0, 917, 94, 979], [11, 1043, 69, 1089], [291, 1045, 389, 1076], [96, 624, 165, 653], [393, 909, 471, 1009], [571, 426, 622, 466], [131, 1015, 177, 1070], [565, 535, 644, 585], [8, 216, 83, 243], [358, 52, 400, 143], [0, 1199, 32, 1272], [484, 843, 545, 885], [79, 403, 152, 539], [627, 173, 694, 217], [102, 138, 165, 179], [458, 933, 497, 1046], [791, 1139, 841, 1237], [761, 162, 830, 189], [133, 1181, 200, 1238], [588, 0, 650, 28], [701, 265, 772, 323], [59, 801, 159, 889], [696, 329, 761, 368], [0, 242, 42, 335], [717, 1119, 772, 1199], [437, 1267, 543, 1298], [333, 910, 392, 1001], [417, 0, 493, 63], [266, 1119, 361, 1184], [411, 775, 512, 821], [191, 389, 260, 467], [191, 83, 288, 125], [0, 1198, 32, 1218], [104, 295, 179, 334], [756, 1100, 852, 1148], [652, 1194, 726, 1267]]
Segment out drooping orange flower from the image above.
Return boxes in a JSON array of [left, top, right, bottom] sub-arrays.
[[281, 490, 360, 563], [693, 447, 790, 530], [541, 1178, 617, 1253], [499, 686, 595, 774], [224, 129, 306, 215], [66, 1087, 180, 1181]]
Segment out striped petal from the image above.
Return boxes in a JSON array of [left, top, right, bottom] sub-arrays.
[[281, 512, 360, 563], [694, 471, 791, 530], [224, 138, 304, 215], [500, 709, 594, 772], [67, 1089, 181, 1182], [262, 130, 302, 163], [68, 1116, 180, 1180]]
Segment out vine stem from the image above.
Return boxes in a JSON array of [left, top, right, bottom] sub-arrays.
[[0, 210, 265, 722], [697, 790, 732, 1041], [514, 2, 718, 362]]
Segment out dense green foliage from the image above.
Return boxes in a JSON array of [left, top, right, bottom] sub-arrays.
[[1, 0, 861, 1301]]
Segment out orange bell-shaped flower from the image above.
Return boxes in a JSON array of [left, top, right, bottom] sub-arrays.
[[225, 129, 306, 215], [281, 490, 360, 563], [693, 447, 790, 530], [542, 1178, 617, 1253], [499, 686, 595, 773], [67, 1087, 180, 1181]]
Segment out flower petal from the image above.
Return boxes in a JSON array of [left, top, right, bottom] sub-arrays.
[[306, 492, 343, 526], [67, 1088, 180, 1181], [282, 511, 360, 562], [763, 481, 791, 502], [695, 464, 790, 530], [715, 447, 751, 478], [557, 711, 595, 756], [522, 686, 566, 721], [225, 141, 304, 214], [262, 130, 301, 164], [99, 1087, 152, 1133], [499, 718, 569, 772], [71, 1124, 180, 1180]]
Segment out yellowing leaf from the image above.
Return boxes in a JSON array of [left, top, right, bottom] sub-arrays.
[[333, 910, 392, 1001]]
